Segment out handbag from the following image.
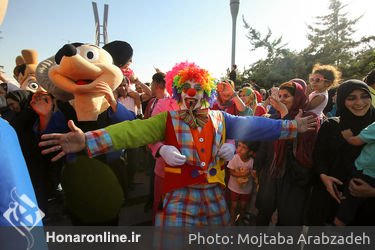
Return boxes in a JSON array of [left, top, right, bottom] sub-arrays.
[[286, 140, 312, 187]]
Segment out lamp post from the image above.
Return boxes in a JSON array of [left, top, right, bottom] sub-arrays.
[[230, 0, 239, 67]]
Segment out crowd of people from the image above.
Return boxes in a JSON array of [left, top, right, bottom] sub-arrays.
[[1, 44, 375, 227]]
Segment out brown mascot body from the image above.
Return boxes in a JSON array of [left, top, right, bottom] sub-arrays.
[[38, 41, 135, 225]]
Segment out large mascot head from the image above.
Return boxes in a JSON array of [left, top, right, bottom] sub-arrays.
[[45, 41, 131, 121], [13, 49, 45, 92]]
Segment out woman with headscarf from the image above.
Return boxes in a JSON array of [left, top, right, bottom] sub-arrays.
[[212, 80, 251, 116], [6, 90, 50, 215], [290, 78, 307, 92], [306, 80, 375, 225], [255, 82, 320, 225], [6, 90, 33, 113], [239, 87, 267, 116], [0, 80, 20, 121]]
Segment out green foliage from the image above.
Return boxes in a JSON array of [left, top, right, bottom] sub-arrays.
[[240, 55, 300, 89], [243, 16, 288, 59], [239, 0, 375, 89], [340, 37, 375, 80], [305, 0, 361, 66]]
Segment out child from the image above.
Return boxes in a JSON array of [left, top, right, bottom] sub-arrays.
[[334, 122, 375, 225], [325, 87, 338, 118], [306, 64, 341, 121], [227, 140, 259, 225]]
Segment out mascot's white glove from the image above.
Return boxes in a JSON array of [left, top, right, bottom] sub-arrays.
[[159, 145, 187, 166], [217, 143, 236, 161]]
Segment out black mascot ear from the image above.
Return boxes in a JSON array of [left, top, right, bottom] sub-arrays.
[[55, 43, 85, 65], [103, 41, 133, 68]]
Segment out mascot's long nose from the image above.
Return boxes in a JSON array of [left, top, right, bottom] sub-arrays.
[[62, 44, 77, 57]]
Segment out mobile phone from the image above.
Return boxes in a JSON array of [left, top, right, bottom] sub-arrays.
[[271, 87, 279, 99]]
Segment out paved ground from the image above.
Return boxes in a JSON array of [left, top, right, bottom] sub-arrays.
[[44, 168, 264, 226], [45, 169, 153, 226]]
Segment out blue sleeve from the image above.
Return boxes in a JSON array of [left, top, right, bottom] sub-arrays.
[[224, 111, 283, 141], [359, 122, 375, 144], [43, 110, 70, 134], [33, 110, 70, 141], [238, 106, 253, 116], [107, 101, 137, 124]]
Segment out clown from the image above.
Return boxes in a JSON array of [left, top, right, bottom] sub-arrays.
[[40, 62, 317, 226]]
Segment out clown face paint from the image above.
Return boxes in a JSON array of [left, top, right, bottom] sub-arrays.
[[181, 81, 204, 110]]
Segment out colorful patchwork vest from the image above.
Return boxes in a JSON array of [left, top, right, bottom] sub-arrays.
[[163, 110, 226, 194]]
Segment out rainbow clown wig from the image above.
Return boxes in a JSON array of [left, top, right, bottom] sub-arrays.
[[165, 61, 217, 108]]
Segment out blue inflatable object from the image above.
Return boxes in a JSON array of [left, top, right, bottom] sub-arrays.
[[0, 117, 43, 227]]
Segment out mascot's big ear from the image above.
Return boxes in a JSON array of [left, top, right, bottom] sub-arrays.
[[15, 55, 25, 66], [14, 49, 38, 86], [14, 55, 26, 78], [22, 49, 38, 65], [102, 41, 133, 68]]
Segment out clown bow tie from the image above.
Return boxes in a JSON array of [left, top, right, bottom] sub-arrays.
[[178, 109, 209, 129]]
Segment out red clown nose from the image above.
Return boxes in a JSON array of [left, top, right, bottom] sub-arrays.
[[186, 88, 197, 97]]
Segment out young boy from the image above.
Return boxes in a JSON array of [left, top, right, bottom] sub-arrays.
[[227, 141, 260, 225], [335, 122, 375, 225]]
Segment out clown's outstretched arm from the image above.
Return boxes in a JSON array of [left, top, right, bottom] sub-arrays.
[[223, 111, 317, 141], [40, 111, 168, 161]]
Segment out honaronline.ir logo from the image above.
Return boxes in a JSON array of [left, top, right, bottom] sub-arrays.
[[3, 187, 45, 250]]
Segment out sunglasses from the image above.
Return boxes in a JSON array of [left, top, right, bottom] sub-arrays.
[[309, 77, 330, 83]]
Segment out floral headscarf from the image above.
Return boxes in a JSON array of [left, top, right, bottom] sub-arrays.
[[240, 87, 257, 112]]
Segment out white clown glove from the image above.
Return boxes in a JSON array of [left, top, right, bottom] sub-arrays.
[[159, 145, 187, 166], [217, 143, 236, 161]]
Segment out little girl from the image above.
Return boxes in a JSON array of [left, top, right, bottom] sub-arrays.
[[227, 141, 259, 225], [306, 64, 341, 121]]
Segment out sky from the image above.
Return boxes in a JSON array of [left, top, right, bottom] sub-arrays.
[[0, 0, 374, 84]]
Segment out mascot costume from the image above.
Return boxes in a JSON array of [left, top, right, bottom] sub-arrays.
[[40, 62, 316, 226], [36, 41, 136, 225], [13, 49, 45, 92]]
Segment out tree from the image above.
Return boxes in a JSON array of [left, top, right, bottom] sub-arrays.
[[241, 16, 296, 88], [237, 0, 374, 89], [243, 16, 289, 59], [305, 0, 361, 66], [340, 36, 375, 79]]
